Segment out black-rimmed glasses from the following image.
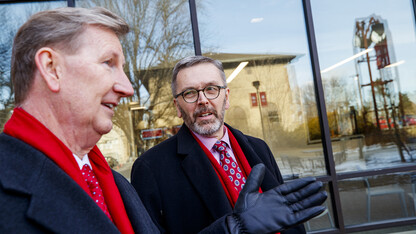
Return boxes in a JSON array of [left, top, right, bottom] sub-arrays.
[[174, 85, 227, 103]]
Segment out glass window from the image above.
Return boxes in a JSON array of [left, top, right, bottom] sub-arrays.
[[311, 0, 416, 172], [354, 225, 416, 233], [197, 0, 325, 178], [76, 0, 195, 175], [339, 172, 415, 226], [0, 1, 67, 131], [304, 182, 335, 231]]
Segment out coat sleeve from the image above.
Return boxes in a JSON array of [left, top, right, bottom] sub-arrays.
[[113, 170, 160, 234], [131, 155, 231, 234], [131, 157, 167, 233]]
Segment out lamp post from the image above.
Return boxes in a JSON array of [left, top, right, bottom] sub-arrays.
[[128, 102, 148, 158], [252, 81, 266, 140]]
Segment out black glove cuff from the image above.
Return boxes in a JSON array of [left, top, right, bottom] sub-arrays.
[[227, 214, 248, 234]]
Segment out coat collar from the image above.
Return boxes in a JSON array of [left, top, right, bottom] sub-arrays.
[[0, 133, 118, 233], [175, 124, 280, 219], [176, 125, 232, 218]]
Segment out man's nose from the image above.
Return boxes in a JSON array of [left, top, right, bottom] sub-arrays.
[[114, 71, 134, 97], [196, 90, 209, 105]]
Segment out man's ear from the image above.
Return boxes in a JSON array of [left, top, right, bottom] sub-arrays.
[[173, 98, 182, 118], [34, 47, 61, 92], [225, 88, 230, 110]]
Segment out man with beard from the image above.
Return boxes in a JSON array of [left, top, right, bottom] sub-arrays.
[[131, 56, 326, 234]]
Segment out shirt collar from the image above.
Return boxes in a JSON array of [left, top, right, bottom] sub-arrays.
[[73, 153, 92, 170], [192, 126, 231, 150]]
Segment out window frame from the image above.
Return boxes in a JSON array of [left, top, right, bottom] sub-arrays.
[[2, 0, 416, 232]]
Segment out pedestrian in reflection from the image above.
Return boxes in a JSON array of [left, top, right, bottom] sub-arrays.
[[0, 7, 159, 233], [131, 56, 327, 233]]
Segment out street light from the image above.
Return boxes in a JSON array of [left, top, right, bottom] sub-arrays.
[[252, 81, 266, 140], [128, 102, 149, 158]]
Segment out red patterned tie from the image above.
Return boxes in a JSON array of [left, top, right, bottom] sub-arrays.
[[213, 141, 246, 192], [81, 164, 113, 221]]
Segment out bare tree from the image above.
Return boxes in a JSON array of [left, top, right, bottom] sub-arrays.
[[301, 75, 356, 141], [0, 7, 17, 130], [80, 0, 195, 154], [0, 3, 64, 130]]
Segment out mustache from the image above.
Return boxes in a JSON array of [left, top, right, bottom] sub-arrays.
[[193, 106, 217, 119]]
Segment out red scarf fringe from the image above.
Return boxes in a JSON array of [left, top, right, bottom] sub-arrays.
[[4, 108, 134, 234]]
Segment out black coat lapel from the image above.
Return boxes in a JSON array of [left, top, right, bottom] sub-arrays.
[[177, 126, 232, 219], [225, 124, 281, 190], [0, 134, 118, 233], [25, 159, 117, 233]]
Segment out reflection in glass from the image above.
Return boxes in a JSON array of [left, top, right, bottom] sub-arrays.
[[197, 1, 325, 178], [354, 226, 416, 234], [0, 1, 67, 131], [304, 182, 334, 231], [339, 172, 415, 226], [77, 0, 195, 173], [311, 0, 416, 172]]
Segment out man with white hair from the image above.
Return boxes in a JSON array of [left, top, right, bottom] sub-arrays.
[[0, 7, 158, 233]]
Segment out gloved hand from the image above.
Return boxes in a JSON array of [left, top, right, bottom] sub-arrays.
[[227, 164, 327, 234]]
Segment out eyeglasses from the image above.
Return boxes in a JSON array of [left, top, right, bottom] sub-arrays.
[[174, 85, 227, 103]]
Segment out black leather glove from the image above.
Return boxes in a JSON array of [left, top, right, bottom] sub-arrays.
[[227, 163, 327, 234]]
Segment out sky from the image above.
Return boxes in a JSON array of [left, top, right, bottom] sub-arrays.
[[2, 0, 416, 104], [196, 0, 416, 99]]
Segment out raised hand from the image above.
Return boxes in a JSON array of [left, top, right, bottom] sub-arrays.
[[227, 164, 327, 234]]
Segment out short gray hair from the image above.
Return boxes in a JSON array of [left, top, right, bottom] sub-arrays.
[[11, 7, 130, 105], [171, 56, 226, 96]]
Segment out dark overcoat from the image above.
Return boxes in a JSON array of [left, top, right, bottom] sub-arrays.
[[0, 133, 159, 233], [131, 124, 305, 234]]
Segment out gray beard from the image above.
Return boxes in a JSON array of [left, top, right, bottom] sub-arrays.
[[190, 118, 222, 136], [178, 99, 226, 136]]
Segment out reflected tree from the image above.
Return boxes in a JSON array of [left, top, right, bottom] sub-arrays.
[[303, 75, 355, 141], [0, 7, 16, 130], [400, 93, 416, 115], [0, 3, 59, 130], [80, 0, 194, 155]]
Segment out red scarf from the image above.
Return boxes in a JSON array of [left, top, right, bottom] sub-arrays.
[[191, 127, 255, 207], [4, 108, 134, 234]]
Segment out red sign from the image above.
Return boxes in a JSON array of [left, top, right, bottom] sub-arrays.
[[250, 93, 258, 107], [260, 92, 267, 106], [250, 92, 267, 107], [374, 43, 390, 69], [141, 128, 163, 140]]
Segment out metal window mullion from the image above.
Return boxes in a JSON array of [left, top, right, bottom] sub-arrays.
[[345, 217, 416, 232], [302, 0, 345, 232], [188, 0, 201, 56], [338, 164, 416, 180], [413, 0, 416, 30]]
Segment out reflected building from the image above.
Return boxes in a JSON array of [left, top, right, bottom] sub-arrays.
[[135, 53, 309, 155], [2, 0, 416, 233], [96, 124, 130, 168]]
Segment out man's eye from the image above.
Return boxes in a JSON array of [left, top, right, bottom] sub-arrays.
[[183, 90, 197, 97], [104, 59, 113, 66], [205, 86, 218, 93]]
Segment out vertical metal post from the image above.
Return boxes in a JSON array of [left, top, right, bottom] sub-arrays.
[[188, 0, 202, 55], [67, 0, 75, 7], [302, 0, 345, 232], [359, 19, 380, 130], [413, 0, 416, 35], [253, 81, 266, 140]]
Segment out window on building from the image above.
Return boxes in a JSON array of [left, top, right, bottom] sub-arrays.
[[197, 0, 326, 180]]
